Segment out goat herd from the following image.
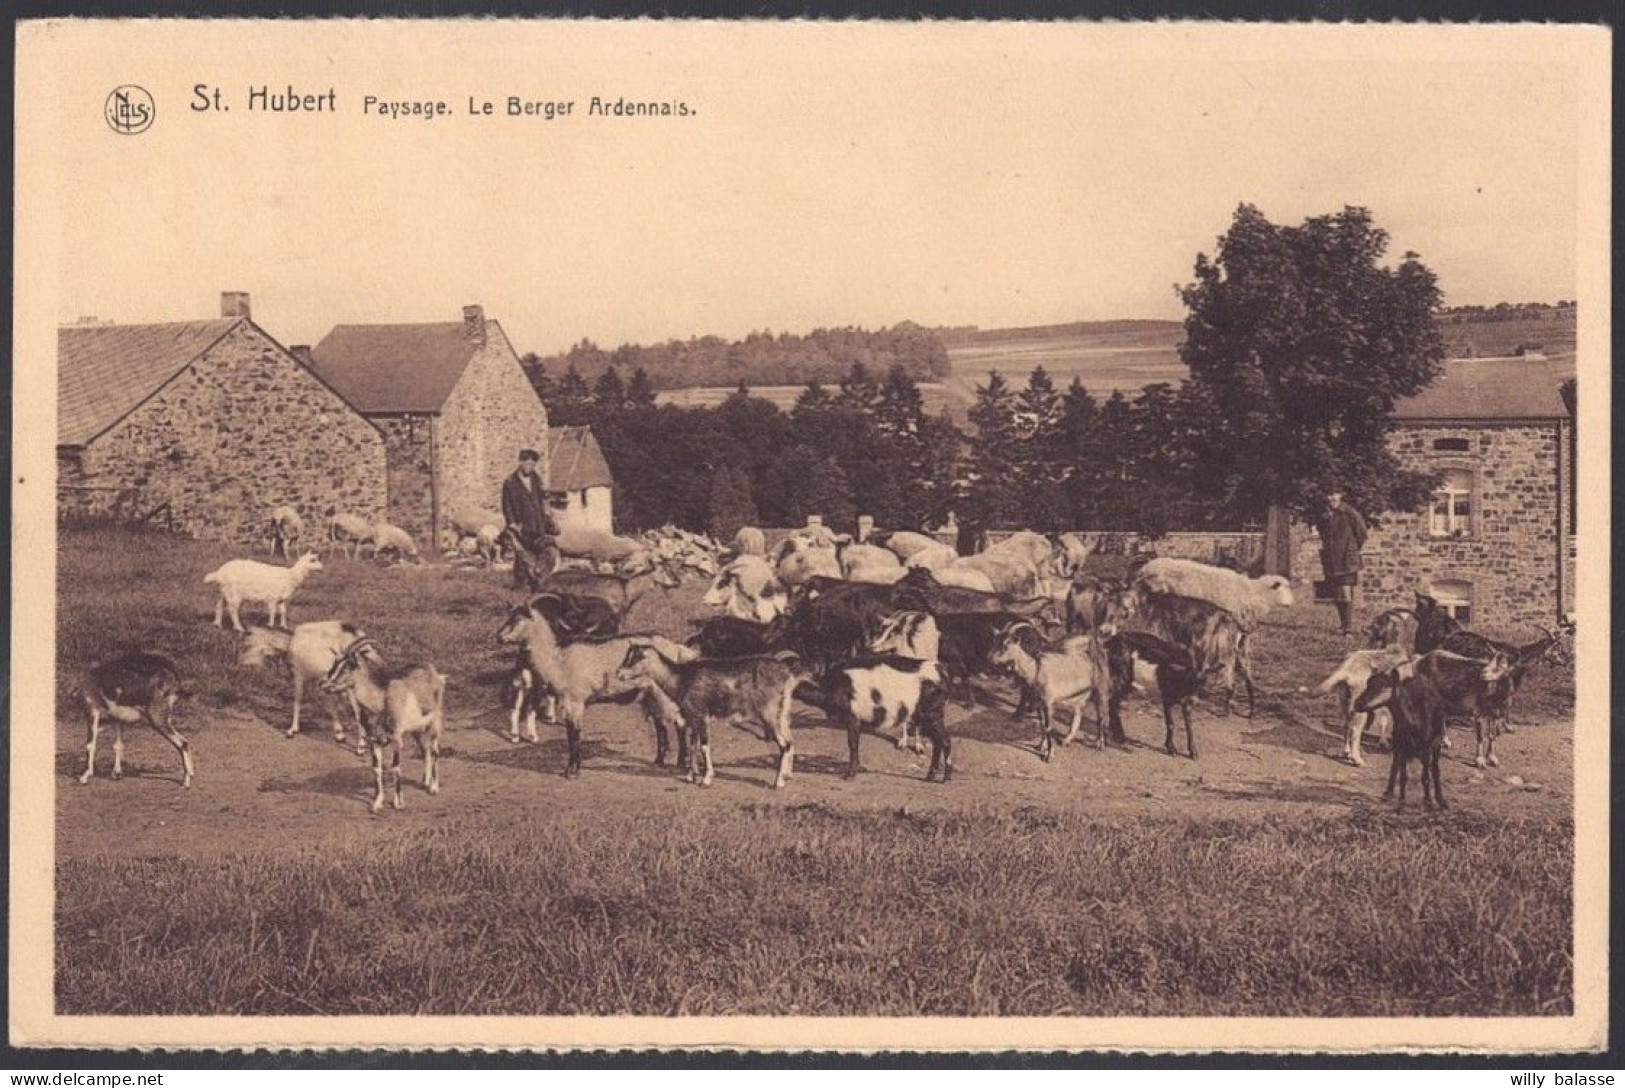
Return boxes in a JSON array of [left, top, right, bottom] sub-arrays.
[[69, 519, 1562, 817]]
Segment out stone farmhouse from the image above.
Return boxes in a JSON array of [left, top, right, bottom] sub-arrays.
[[1322, 356, 1577, 630], [545, 426, 616, 534], [305, 305, 550, 550], [56, 292, 387, 543]]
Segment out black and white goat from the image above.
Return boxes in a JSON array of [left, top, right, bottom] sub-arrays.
[[76, 652, 195, 788]]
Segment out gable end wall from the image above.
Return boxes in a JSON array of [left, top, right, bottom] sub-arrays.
[[435, 323, 551, 534], [71, 323, 388, 544]]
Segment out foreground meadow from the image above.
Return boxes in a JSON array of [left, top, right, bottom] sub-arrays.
[[52, 526, 1576, 1016]]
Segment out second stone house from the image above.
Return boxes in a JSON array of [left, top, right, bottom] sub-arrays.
[[305, 305, 550, 549]]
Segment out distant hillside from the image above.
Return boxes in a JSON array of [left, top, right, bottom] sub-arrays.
[[935, 319, 1183, 348]]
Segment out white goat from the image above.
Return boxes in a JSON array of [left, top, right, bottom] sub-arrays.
[[268, 505, 304, 559], [1133, 558, 1294, 631], [1316, 646, 1412, 766], [204, 552, 323, 632], [320, 636, 447, 814], [239, 621, 369, 753], [327, 512, 375, 559]]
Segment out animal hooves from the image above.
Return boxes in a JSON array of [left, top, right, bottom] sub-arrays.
[[1487, 756, 1500, 767], [77, 774, 92, 785]]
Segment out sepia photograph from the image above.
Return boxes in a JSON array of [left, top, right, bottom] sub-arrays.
[[10, 19, 1611, 1053]]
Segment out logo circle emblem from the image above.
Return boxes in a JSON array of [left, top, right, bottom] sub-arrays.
[[105, 86, 155, 135]]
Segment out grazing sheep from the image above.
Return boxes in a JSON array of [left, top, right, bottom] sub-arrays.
[[879, 531, 947, 563], [76, 652, 194, 788], [239, 621, 369, 753], [326, 512, 375, 559], [775, 539, 843, 588], [732, 526, 767, 557], [204, 552, 323, 632], [903, 541, 961, 572], [1132, 558, 1294, 631], [320, 637, 446, 814], [945, 551, 1041, 599], [268, 506, 304, 559], [838, 542, 904, 583], [369, 522, 420, 561], [1316, 646, 1411, 765]]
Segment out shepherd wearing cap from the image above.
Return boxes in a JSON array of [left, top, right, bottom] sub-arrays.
[[1317, 489, 1368, 636], [502, 448, 557, 584]]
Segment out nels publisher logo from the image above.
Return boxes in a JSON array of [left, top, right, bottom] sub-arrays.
[[105, 85, 155, 135]]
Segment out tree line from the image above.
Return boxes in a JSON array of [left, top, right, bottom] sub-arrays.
[[522, 322, 952, 393], [528, 204, 1463, 539]]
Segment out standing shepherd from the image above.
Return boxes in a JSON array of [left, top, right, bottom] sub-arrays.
[[501, 448, 558, 588], [1317, 489, 1368, 636]]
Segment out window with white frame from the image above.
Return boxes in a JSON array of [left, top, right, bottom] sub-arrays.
[[1429, 579, 1473, 625], [1430, 468, 1474, 536]]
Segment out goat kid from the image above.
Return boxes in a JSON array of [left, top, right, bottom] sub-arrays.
[[204, 552, 324, 632], [321, 637, 447, 814], [990, 623, 1108, 759], [76, 652, 195, 787], [616, 643, 802, 789]]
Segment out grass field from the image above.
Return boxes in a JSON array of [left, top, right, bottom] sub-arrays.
[[53, 526, 1576, 1017]]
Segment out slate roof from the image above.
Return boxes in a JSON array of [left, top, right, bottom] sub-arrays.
[[1394, 356, 1576, 421], [58, 319, 242, 446], [307, 323, 484, 414], [547, 426, 614, 491]]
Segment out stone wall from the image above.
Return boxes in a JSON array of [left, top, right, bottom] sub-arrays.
[[63, 322, 387, 544], [436, 321, 551, 539], [1351, 422, 1563, 630], [376, 416, 437, 545]]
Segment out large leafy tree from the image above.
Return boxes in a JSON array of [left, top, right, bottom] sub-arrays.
[[1178, 204, 1445, 520]]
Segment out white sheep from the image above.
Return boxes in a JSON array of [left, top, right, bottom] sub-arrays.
[[880, 531, 946, 563], [924, 565, 997, 593], [268, 505, 304, 559], [946, 551, 1040, 598], [327, 512, 375, 559], [903, 541, 960, 571], [1132, 557, 1294, 631], [775, 540, 842, 587], [369, 522, 420, 562], [204, 552, 324, 632], [839, 542, 903, 583]]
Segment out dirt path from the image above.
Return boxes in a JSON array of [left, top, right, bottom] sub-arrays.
[[56, 685, 1574, 861]]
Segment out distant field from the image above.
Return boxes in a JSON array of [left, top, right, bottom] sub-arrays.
[[644, 309, 1575, 415]]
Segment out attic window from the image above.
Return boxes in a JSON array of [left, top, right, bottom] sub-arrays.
[[1433, 437, 1470, 452], [1429, 579, 1473, 625]]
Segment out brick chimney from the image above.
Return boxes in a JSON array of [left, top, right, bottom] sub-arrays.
[[462, 304, 486, 346], [221, 291, 251, 320], [289, 345, 314, 367]]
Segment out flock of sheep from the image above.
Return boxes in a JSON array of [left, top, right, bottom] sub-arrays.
[[70, 512, 1560, 816]]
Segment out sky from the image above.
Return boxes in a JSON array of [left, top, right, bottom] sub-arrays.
[[21, 21, 1592, 356]]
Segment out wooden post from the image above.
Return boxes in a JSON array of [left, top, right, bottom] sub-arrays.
[[1263, 505, 1291, 577]]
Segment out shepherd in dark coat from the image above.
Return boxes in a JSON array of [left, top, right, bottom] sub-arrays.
[[1317, 490, 1368, 635], [502, 448, 557, 585]]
